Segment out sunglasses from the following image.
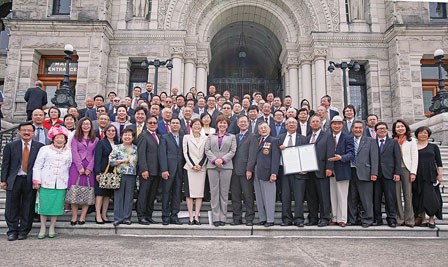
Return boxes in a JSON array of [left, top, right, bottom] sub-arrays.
[[147, 121, 158, 125]]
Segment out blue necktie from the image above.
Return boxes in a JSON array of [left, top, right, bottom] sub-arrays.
[[238, 133, 244, 144], [379, 139, 385, 153], [352, 137, 359, 165], [276, 124, 281, 136]]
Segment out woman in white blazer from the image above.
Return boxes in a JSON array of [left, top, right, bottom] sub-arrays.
[[33, 126, 72, 239], [392, 120, 418, 227], [183, 118, 208, 225]]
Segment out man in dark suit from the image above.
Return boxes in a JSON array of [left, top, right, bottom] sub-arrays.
[[230, 115, 258, 226], [328, 116, 354, 227], [348, 121, 379, 227], [78, 97, 95, 119], [125, 106, 147, 144], [24, 81, 47, 121], [85, 95, 105, 121], [137, 115, 162, 225], [1, 122, 44, 241], [257, 103, 275, 128], [320, 95, 339, 120], [140, 82, 154, 103], [254, 122, 280, 227], [193, 98, 206, 116], [270, 110, 286, 137], [159, 118, 184, 225], [365, 114, 378, 138], [373, 122, 401, 227], [247, 105, 261, 135], [306, 115, 335, 227], [278, 118, 309, 227], [297, 108, 312, 137], [157, 108, 173, 135]]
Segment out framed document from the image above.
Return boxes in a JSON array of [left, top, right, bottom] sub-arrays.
[[281, 144, 319, 175]]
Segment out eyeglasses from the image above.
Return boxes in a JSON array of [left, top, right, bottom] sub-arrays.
[[222, 107, 231, 110], [113, 100, 120, 102], [147, 121, 158, 125], [376, 127, 387, 130]]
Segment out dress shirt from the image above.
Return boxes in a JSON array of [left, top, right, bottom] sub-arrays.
[[34, 125, 46, 144], [310, 129, 321, 144], [333, 132, 341, 148], [282, 132, 297, 147], [299, 122, 307, 136]]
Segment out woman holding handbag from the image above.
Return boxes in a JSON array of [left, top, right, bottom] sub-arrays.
[[33, 126, 72, 239], [94, 124, 118, 224], [67, 117, 98, 225], [109, 128, 138, 226]]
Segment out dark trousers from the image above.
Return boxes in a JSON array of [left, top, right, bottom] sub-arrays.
[[348, 168, 374, 225], [26, 110, 33, 121], [374, 175, 397, 224], [114, 175, 136, 222], [161, 169, 183, 220], [230, 174, 255, 223], [137, 175, 161, 220], [5, 176, 36, 236], [306, 173, 331, 223], [280, 171, 307, 224]]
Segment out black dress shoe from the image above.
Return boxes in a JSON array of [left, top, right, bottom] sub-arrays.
[[95, 218, 105, 225], [372, 221, 383, 226], [113, 220, 121, 226], [246, 221, 253, 226], [123, 220, 132, 225], [295, 222, 304, 227], [170, 218, 183, 225], [429, 222, 436, 229], [219, 221, 225, 226], [264, 222, 274, 227], [231, 221, 242, 226], [18, 234, 28, 240], [259, 221, 267, 225], [213, 221, 220, 227], [147, 219, 159, 224], [139, 219, 150, 225], [305, 221, 318, 226], [102, 218, 112, 223], [362, 223, 371, 228], [318, 220, 329, 227], [7, 234, 18, 241], [388, 223, 397, 228], [194, 219, 201, 225], [281, 222, 292, 226], [162, 220, 169, 226]]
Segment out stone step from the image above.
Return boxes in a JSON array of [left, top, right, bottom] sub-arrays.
[[0, 222, 445, 238]]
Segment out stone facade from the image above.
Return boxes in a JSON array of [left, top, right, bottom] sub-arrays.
[[1, 0, 447, 124]]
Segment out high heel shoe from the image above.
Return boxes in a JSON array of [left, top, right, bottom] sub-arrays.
[[78, 220, 85, 225], [70, 221, 77, 226], [102, 217, 112, 223], [194, 219, 201, 225], [95, 218, 105, 224]]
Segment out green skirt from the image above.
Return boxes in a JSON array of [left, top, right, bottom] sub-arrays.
[[36, 187, 67, 216]]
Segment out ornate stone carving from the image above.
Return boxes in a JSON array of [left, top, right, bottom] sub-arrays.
[[313, 48, 328, 58], [300, 53, 314, 62], [133, 0, 150, 18], [184, 51, 196, 59]]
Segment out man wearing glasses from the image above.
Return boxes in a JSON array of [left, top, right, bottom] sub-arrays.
[[137, 116, 162, 225]]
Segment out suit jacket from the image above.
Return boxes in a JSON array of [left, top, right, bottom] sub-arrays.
[[255, 135, 280, 181], [159, 133, 185, 176], [85, 108, 97, 121], [248, 119, 262, 135], [78, 107, 93, 119], [342, 120, 355, 134], [329, 109, 339, 120], [257, 115, 275, 129], [24, 87, 47, 111], [377, 136, 402, 179], [400, 138, 418, 175], [137, 130, 161, 176], [94, 138, 116, 175], [307, 131, 335, 178], [157, 119, 171, 136], [233, 132, 258, 176], [353, 135, 379, 181], [270, 122, 286, 137], [71, 136, 98, 172], [277, 132, 308, 177], [183, 134, 208, 169], [1, 140, 44, 190], [140, 92, 154, 103], [179, 119, 191, 135], [205, 133, 237, 169], [31, 126, 51, 145], [365, 127, 376, 138], [332, 132, 354, 181], [297, 121, 312, 137]]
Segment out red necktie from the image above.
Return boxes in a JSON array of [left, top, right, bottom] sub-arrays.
[[186, 121, 190, 134], [165, 122, 170, 133], [100, 130, 104, 140], [258, 137, 264, 149], [152, 132, 159, 144]]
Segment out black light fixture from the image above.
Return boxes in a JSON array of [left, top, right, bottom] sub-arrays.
[[141, 58, 173, 95], [51, 44, 77, 108], [429, 49, 448, 115], [328, 60, 360, 107]]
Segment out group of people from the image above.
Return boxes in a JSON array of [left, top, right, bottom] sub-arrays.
[[1, 82, 443, 241]]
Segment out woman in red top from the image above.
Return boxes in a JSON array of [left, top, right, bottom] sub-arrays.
[[43, 107, 63, 130]]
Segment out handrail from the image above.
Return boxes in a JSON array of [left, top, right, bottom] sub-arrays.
[[0, 124, 20, 176]]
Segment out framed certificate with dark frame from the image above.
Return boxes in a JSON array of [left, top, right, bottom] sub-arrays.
[[281, 144, 319, 175]]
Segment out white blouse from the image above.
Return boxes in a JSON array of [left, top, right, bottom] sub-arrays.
[[33, 145, 72, 189]]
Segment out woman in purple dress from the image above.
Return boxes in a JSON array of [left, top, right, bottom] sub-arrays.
[[68, 117, 99, 225]]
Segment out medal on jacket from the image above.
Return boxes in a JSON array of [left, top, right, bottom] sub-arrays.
[[263, 142, 271, 155]]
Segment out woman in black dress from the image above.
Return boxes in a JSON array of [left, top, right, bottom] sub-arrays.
[[413, 126, 443, 228], [94, 124, 118, 224]]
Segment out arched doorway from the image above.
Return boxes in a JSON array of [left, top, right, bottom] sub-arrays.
[[208, 21, 282, 98]]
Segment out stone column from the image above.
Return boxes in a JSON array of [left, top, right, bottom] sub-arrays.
[[170, 46, 184, 92], [196, 58, 208, 93], [300, 55, 313, 107], [314, 53, 327, 109], [183, 54, 196, 94], [287, 59, 299, 108]]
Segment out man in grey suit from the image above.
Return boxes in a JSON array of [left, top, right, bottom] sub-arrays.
[[278, 118, 309, 227], [159, 118, 184, 225], [348, 121, 378, 227], [373, 122, 401, 228], [1, 122, 44, 241], [230, 115, 258, 226], [306, 115, 335, 227], [137, 116, 162, 225]]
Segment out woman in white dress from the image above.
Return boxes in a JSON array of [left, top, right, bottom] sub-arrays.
[[183, 118, 208, 225]]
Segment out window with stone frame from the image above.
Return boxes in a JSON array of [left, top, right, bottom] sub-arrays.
[[421, 58, 448, 117], [53, 0, 71, 15], [430, 2, 448, 20], [129, 61, 149, 97], [348, 65, 368, 120]]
